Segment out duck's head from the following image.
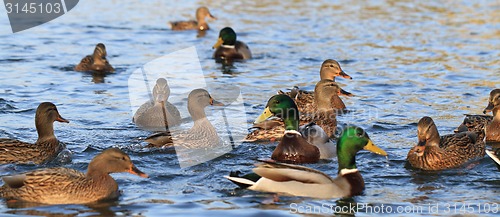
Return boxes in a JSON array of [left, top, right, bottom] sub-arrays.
[[92, 43, 110, 67], [483, 89, 500, 115], [254, 94, 299, 131], [337, 126, 387, 172], [320, 59, 352, 80], [415, 116, 440, 156], [213, 27, 237, 49], [87, 148, 148, 178], [187, 89, 223, 120], [196, 7, 216, 22], [152, 78, 170, 104], [314, 79, 346, 110], [36, 102, 69, 126]]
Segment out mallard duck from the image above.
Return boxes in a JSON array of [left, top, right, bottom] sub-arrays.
[[145, 88, 223, 148], [169, 6, 216, 31], [252, 94, 320, 163], [407, 116, 485, 170], [0, 102, 69, 164], [74, 43, 115, 73], [212, 27, 252, 64], [225, 126, 387, 199], [281, 59, 353, 114], [133, 78, 181, 131], [299, 122, 336, 159], [245, 80, 344, 142], [484, 89, 500, 142], [0, 148, 147, 204]]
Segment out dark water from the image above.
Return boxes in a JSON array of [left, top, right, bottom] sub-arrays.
[[0, 0, 499, 216]]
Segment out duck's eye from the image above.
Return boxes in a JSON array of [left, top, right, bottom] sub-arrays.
[[122, 156, 126, 161], [329, 64, 333, 67]]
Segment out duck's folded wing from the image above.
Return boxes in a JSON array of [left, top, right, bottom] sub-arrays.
[[253, 160, 334, 184]]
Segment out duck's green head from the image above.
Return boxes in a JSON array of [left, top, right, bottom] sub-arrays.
[[213, 27, 237, 49], [254, 95, 299, 131], [336, 126, 387, 172]]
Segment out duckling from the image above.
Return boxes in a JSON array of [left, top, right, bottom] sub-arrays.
[[0, 148, 147, 204], [225, 126, 387, 199], [0, 102, 69, 164], [213, 27, 251, 64], [407, 116, 485, 170], [74, 43, 115, 73], [253, 94, 320, 164], [133, 78, 181, 131], [170, 7, 216, 31], [145, 89, 224, 148]]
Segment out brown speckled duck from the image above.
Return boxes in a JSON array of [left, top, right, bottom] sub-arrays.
[[245, 80, 346, 142], [484, 89, 500, 142], [0, 102, 69, 164], [170, 7, 216, 31], [407, 116, 485, 170], [281, 59, 353, 114], [253, 94, 320, 164], [74, 43, 115, 73], [0, 148, 148, 204], [213, 27, 251, 64]]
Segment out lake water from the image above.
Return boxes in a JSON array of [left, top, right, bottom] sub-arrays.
[[0, 0, 499, 216]]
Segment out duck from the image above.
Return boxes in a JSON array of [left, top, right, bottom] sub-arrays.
[[245, 80, 345, 142], [225, 126, 387, 199], [483, 89, 500, 142], [407, 116, 485, 170], [486, 149, 500, 169], [281, 59, 353, 114], [133, 78, 181, 131], [169, 6, 216, 31], [74, 43, 115, 73], [299, 122, 336, 159], [0, 148, 148, 204], [212, 27, 252, 64], [145, 88, 224, 148], [0, 102, 69, 164], [252, 94, 320, 164]]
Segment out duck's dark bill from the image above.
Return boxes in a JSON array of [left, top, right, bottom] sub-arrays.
[[57, 116, 70, 123], [340, 71, 352, 79]]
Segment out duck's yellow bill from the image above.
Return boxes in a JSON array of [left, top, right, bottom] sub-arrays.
[[363, 140, 387, 156], [254, 107, 273, 124], [212, 37, 224, 49]]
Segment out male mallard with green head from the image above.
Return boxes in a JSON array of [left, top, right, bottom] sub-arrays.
[[0, 148, 148, 204], [0, 102, 69, 164], [170, 6, 216, 31], [252, 94, 321, 163], [407, 116, 485, 170], [213, 27, 252, 64], [75, 43, 115, 73], [226, 126, 387, 199]]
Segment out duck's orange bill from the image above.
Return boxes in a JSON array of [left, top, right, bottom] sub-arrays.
[[363, 140, 388, 156], [129, 165, 148, 178], [57, 115, 69, 123]]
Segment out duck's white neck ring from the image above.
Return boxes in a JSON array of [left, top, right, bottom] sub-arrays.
[[284, 130, 301, 135], [221, 45, 235, 49], [339, 168, 358, 176]]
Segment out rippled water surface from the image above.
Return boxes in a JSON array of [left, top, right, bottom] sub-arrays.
[[0, 0, 499, 216]]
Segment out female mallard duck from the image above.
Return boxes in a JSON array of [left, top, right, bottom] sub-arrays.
[[170, 6, 216, 31], [252, 94, 320, 163], [245, 80, 344, 142], [225, 126, 387, 199], [74, 43, 115, 73], [281, 59, 353, 114], [407, 116, 485, 170], [133, 78, 181, 131], [484, 89, 500, 142], [212, 27, 252, 64], [0, 148, 148, 204], [0, 102, 69, 164], [145, 88, 224, 148]]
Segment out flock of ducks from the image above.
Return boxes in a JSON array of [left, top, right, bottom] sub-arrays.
[[0, 6, 499, 205]]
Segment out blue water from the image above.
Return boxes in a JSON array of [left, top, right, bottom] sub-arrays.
[[0, 0, 499, 216]]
